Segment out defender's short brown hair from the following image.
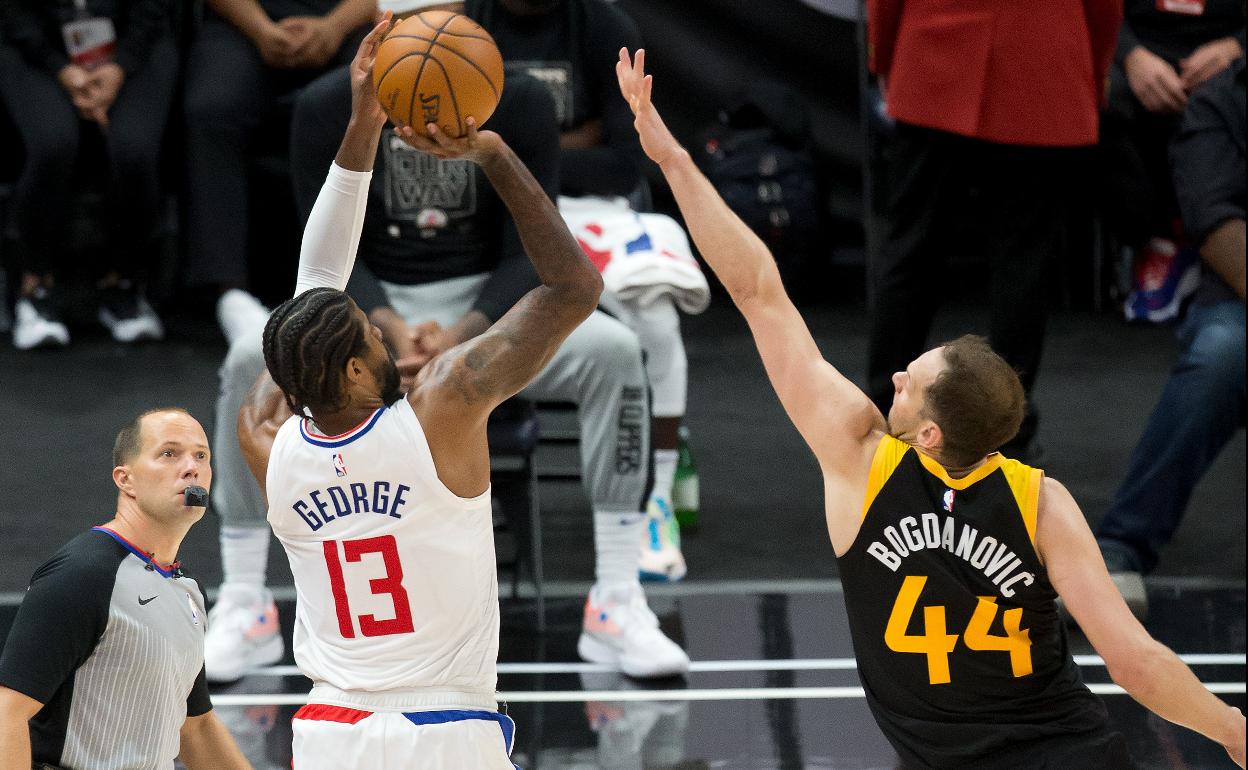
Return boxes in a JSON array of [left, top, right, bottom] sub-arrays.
[[922, 336, 1025, 467], [112, 408, 192, 467]]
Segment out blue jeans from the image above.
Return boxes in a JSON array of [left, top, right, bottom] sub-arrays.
[[1097, 301, 1246, 573]]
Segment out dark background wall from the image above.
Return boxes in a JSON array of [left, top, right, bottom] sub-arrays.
[[615, 0, 865, 255]]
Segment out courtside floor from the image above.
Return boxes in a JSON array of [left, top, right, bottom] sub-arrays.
[[1, 302, 1243, 767], [3, 579, 1240, 768]]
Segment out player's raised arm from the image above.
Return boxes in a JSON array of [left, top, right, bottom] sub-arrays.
[[293, 12, 414, 297], [1038, 477, 1246, 766], [615, 49, 884, 471], [402, 121, 604, 419]]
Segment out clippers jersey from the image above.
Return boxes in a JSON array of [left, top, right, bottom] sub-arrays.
[[266, 399, 498, 708], [839, 435, 1126, 769]]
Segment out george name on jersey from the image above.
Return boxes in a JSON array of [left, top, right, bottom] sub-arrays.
[[866, 511, 1035, 598], [291, 481, 412, 532]]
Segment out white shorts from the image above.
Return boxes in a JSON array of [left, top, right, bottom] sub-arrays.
[[292, 704, 518, 770]]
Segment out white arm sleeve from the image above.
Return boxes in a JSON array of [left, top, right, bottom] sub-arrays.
[[294, 162, 373, 297]]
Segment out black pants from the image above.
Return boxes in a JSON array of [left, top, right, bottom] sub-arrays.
[[1097, 63, 1183, 249], [0, 39, 177, 279], [867, 122, 1083, 448], [180, 12, 362, 289]]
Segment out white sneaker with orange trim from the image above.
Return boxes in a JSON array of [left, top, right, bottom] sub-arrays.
[[577, 582, 689, 679], [205, 585, 283, 682]]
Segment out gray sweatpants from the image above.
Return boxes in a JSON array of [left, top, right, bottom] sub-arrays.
[[213, 274, 651, 528]]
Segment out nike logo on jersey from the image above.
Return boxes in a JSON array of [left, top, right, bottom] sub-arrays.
[[138, 595, 157, 605]]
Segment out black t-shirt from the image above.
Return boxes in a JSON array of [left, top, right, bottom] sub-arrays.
[[837, 437, 1129, 770], [0, 0, 172, 76], [470, 0, 646, 197], [289, 68, 561, 323], [0, 528, 211, 769]]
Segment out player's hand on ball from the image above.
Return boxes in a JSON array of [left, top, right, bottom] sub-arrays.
[[401, 118, 502, 164], [350, 12, 397, 131], [616, 48, 683, 167]]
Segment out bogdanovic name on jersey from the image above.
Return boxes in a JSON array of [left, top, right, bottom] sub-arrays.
[[291, 481, 413, 532], [865, 512, 1036, 598]]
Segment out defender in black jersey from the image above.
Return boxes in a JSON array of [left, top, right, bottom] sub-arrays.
[[615, 50, 1247, 769], [0, 409, 250, 769]]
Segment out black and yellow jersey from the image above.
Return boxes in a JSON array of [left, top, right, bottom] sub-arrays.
[[838, 435, 1131, 769]]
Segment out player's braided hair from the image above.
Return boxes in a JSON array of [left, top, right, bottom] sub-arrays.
[[262, 288, 368, 416]]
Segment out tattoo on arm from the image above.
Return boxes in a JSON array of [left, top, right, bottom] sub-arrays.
[[438, 288, 582, 412]]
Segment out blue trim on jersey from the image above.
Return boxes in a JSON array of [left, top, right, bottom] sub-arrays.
[[91, 527, 176, 578], [402, 709, 516, 756], [299, 408, 385, 448]]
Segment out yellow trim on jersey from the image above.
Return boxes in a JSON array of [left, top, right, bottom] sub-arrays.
[[1000, 458, 1044, 543], [916, 451, 1004, 490], [862, 434, 911, 520]]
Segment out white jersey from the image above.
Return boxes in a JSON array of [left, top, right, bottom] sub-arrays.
[[266, 398, 498, 710]]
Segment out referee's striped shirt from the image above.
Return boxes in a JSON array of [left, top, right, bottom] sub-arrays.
[[0, 527, 211, 770]]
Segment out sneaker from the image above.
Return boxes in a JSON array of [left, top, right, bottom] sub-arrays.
[[205, 585, 284, 682], [12, 290, 69, 350], [99, 282, 164, 343], [578, 582, 690, 679], [217, 288, 270, 346], [1099, 542, 1148, 620], [1123, 238, 1200, 324], [639, 496, 686, 582]]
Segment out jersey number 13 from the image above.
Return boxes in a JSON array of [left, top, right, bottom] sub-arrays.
[[323, 536, 415, 638]]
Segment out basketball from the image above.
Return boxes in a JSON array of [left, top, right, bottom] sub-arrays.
[[372, 11, 505, 138]]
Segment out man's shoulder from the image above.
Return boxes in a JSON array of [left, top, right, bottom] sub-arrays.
[[30, 529, 129, 585]]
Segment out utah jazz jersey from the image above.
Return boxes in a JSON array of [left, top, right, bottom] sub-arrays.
[[266, 398, 498, 711], [838, 435, 1128, 769]]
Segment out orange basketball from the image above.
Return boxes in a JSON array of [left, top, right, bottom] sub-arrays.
[[372, 11, 505, 138]]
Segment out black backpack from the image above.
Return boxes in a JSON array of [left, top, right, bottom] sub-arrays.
[[696, 83, 820, 280]]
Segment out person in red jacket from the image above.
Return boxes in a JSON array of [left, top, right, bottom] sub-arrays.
[[865, 0, 1122, 461]]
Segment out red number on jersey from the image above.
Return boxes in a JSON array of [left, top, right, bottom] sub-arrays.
[[323, 536, 415, 638]]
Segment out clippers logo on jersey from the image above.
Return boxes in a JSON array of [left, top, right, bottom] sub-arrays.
[[942, 488, 955, 513], [333, 452, 348, 478], [383, 130, 477, 223]]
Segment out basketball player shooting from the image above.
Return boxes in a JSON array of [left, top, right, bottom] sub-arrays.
[[232, 16, 603, 769], [616, 49, 1245, 768]]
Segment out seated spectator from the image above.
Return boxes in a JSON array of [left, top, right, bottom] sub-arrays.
[[0, 0, 178, 348], [201, 0, 689, 683], [1096, 57, 1246, 615], [472, 0, 704, 581], [182, 0, 372, 337], [1099, 0, 1243, 321]]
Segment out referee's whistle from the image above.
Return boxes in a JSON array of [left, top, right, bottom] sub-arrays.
[[183, 485, 210, 508]]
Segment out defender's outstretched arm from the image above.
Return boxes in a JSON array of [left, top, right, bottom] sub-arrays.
[[614, 49, 884, 471]]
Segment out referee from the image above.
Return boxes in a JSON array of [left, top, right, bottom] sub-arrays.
[[0, 408, 251, 770]]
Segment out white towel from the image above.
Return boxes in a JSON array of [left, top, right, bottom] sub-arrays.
[[559, 196, 711, 315]]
